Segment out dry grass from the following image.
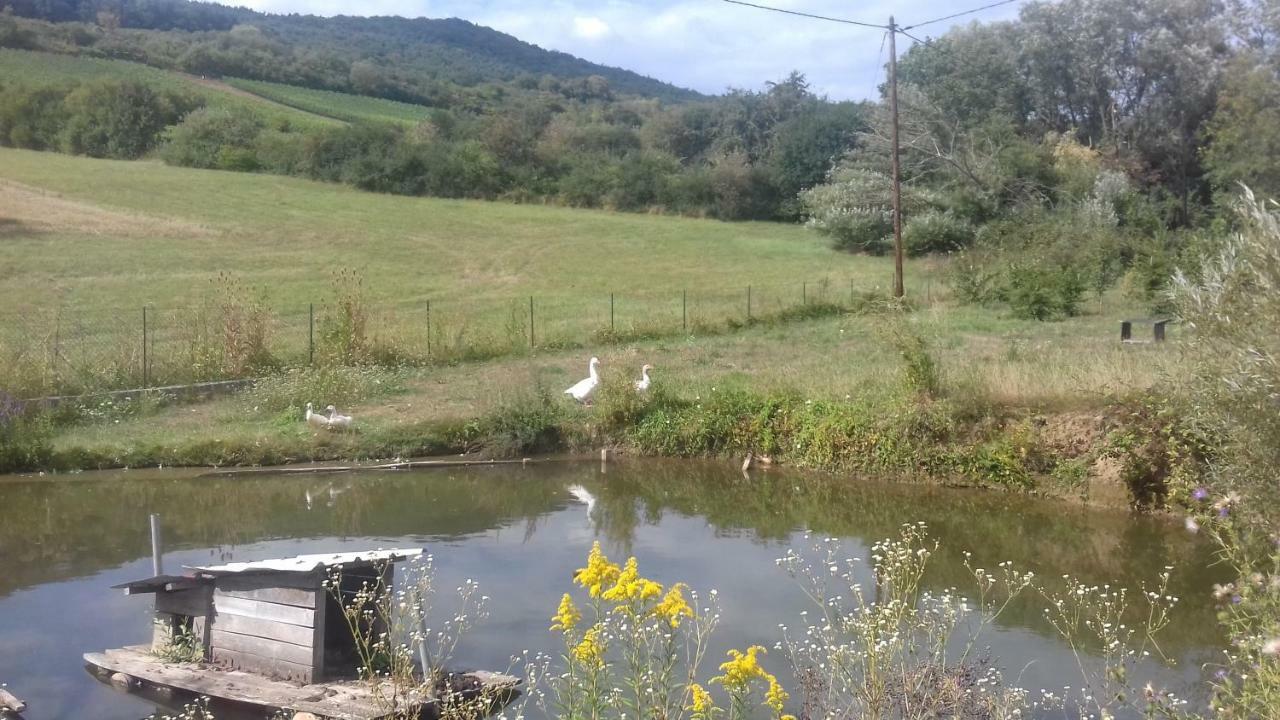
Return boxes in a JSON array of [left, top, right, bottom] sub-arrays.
[[0, 179, 217, 239]]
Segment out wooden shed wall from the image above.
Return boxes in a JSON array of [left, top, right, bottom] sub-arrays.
[[207, 575, 325, 683]]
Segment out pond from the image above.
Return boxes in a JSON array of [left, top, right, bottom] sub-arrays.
[[0, 459, 1228, 719]]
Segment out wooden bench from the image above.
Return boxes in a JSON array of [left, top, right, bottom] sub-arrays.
[[1121, 318, 1171, 344]]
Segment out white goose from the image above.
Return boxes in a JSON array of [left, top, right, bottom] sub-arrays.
[[325, 404, 353, 429], [564, 356, 601, 404], [635, 364, 653, 392], [305, 402, 330, 429]]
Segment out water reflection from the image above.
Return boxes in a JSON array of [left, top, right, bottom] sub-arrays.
[[0, 460, 1228, 719]]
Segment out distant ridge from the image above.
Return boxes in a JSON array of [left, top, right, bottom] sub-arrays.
[[0, 0, 703, 102]]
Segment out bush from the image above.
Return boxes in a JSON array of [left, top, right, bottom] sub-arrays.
[[0, 395, 53, 473], [1002, 261, 1086, 321], [61, 79, 197, 159], [161, 106, 265, 170], [901, 211, 975, 256]]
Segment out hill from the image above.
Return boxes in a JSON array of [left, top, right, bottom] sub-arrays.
[[0, 0, 702, 104]]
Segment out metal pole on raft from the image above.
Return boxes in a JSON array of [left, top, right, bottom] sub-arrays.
[[150, 513, 163, 576]]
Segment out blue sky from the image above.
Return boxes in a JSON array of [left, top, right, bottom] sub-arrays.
[[231, 0, 1025, 101]]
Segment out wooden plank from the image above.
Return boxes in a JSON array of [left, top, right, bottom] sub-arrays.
[[85, 648, 384, 719], [213, 582, 317, 608], [84, 646, 518, 720], [210, 646, 313, 684], [210, 613, 314, 646], [157, 588, 212, 617], [214, 594, 315, 627], [210, 629, 313, 666]]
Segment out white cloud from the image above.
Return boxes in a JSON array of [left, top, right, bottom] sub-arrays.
[[224, 0, 1027, 100], [571, 16, 611, 41]]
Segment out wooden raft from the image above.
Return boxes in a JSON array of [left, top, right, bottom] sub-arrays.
[[0, 687, 26, 717], [85, 646, 518, 720]]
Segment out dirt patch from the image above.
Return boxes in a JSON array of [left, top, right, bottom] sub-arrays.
[[0, 180, 217, 239], [1038, 410, 1109, 457]]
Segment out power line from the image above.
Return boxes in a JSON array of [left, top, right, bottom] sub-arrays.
[[902, 0, 1022, 30], [718, 0, 887, 30]]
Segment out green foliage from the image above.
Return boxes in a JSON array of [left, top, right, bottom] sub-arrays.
[[878, 320, 940, 398], [0, 396, 52, 473], [468, 382, 567, 456], [901, 211, 975, 256], [161, 106, 265, 170], [60, 79, 195, 158], [1204, 57, 1280, 201], [1002, 261, 1086, 321]]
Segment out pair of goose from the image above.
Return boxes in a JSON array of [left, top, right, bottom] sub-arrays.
[[564, 357, 653, 404], [304, 402, 353, 430]]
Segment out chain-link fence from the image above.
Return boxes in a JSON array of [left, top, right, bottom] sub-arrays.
[[0, 277, 881, 399]]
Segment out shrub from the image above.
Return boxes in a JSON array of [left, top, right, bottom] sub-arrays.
[[901, 210, 975, 256], [879, 320, 940, 398], [471, 382, 567, 456], [1001, 261, 1086, 321], [60, 79, 197, 159], [161, 106, 265, 170]]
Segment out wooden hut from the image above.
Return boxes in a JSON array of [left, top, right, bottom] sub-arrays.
[[87, 548, 516, 719]]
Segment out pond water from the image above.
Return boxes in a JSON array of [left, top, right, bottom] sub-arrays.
[[0, 459, 1228, 719]]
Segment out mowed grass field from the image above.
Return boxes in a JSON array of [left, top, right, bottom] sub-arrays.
[[0, 49, 339, 130], [225, 77, 433, 125], [0, 147, 897, 311]]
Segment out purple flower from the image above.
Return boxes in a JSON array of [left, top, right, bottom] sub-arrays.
[[1214, 669, 1229, 680], [1192, 487, 1209, 501], [1219, 506, 1231, 518], [1232, 595, 1243, 604]]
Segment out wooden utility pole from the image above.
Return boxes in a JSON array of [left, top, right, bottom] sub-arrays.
[[888, 16, 904, 299]]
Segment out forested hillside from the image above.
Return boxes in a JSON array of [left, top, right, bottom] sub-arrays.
[[0, 0, 699, 102]]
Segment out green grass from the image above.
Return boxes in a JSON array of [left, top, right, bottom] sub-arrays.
[[225, 77, 433, 125], [0, 49, 339, 130], [0, 147, 892, 309]]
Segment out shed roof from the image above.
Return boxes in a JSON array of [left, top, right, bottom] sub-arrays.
[[188, 548, 423, 576]]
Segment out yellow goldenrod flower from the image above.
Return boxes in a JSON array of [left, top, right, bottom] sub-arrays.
[[571, 625, 605, 668], [550, 593, 581, 633], [602, 556, 664, 605], [688, 682, 714, 715], [781, 715, 796, 720], [764, 674, 788, 713], [711, 645, 767, 691], [653, 583, 694, 627], [575, 541, 621, 598]]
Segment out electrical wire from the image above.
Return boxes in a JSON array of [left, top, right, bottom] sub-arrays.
[[902, 0, 1022, 30], [718, 0, 887, 30]]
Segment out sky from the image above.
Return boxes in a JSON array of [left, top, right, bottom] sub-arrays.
[[228, 0, 1026, 101]]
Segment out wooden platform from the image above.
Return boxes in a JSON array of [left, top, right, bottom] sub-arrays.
[[85, 646, 518, 720]]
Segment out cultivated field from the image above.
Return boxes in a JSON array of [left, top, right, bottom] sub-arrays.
[[0, 49, 339, 130], [226, 77, 434, 125]]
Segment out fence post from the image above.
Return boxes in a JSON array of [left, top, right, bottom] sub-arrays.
[[308, 303, 315, 366], [141, 306, 149, 388], [682, 290, 687, 332], [849, 278, 855, 306], [803, 282, 807, 306], [426, 299, 432, 358], [747, 285, 752, 322], [529, 296, 535, 349], [610, 292, 615, 333]]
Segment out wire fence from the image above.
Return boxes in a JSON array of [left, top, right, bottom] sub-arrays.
[[0, 277, 891, 399]]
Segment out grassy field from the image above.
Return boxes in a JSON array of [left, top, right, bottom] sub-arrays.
[[225, 77, 433, 125], [0, 147, 1178, 495], [0, 49, 339, 130]]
